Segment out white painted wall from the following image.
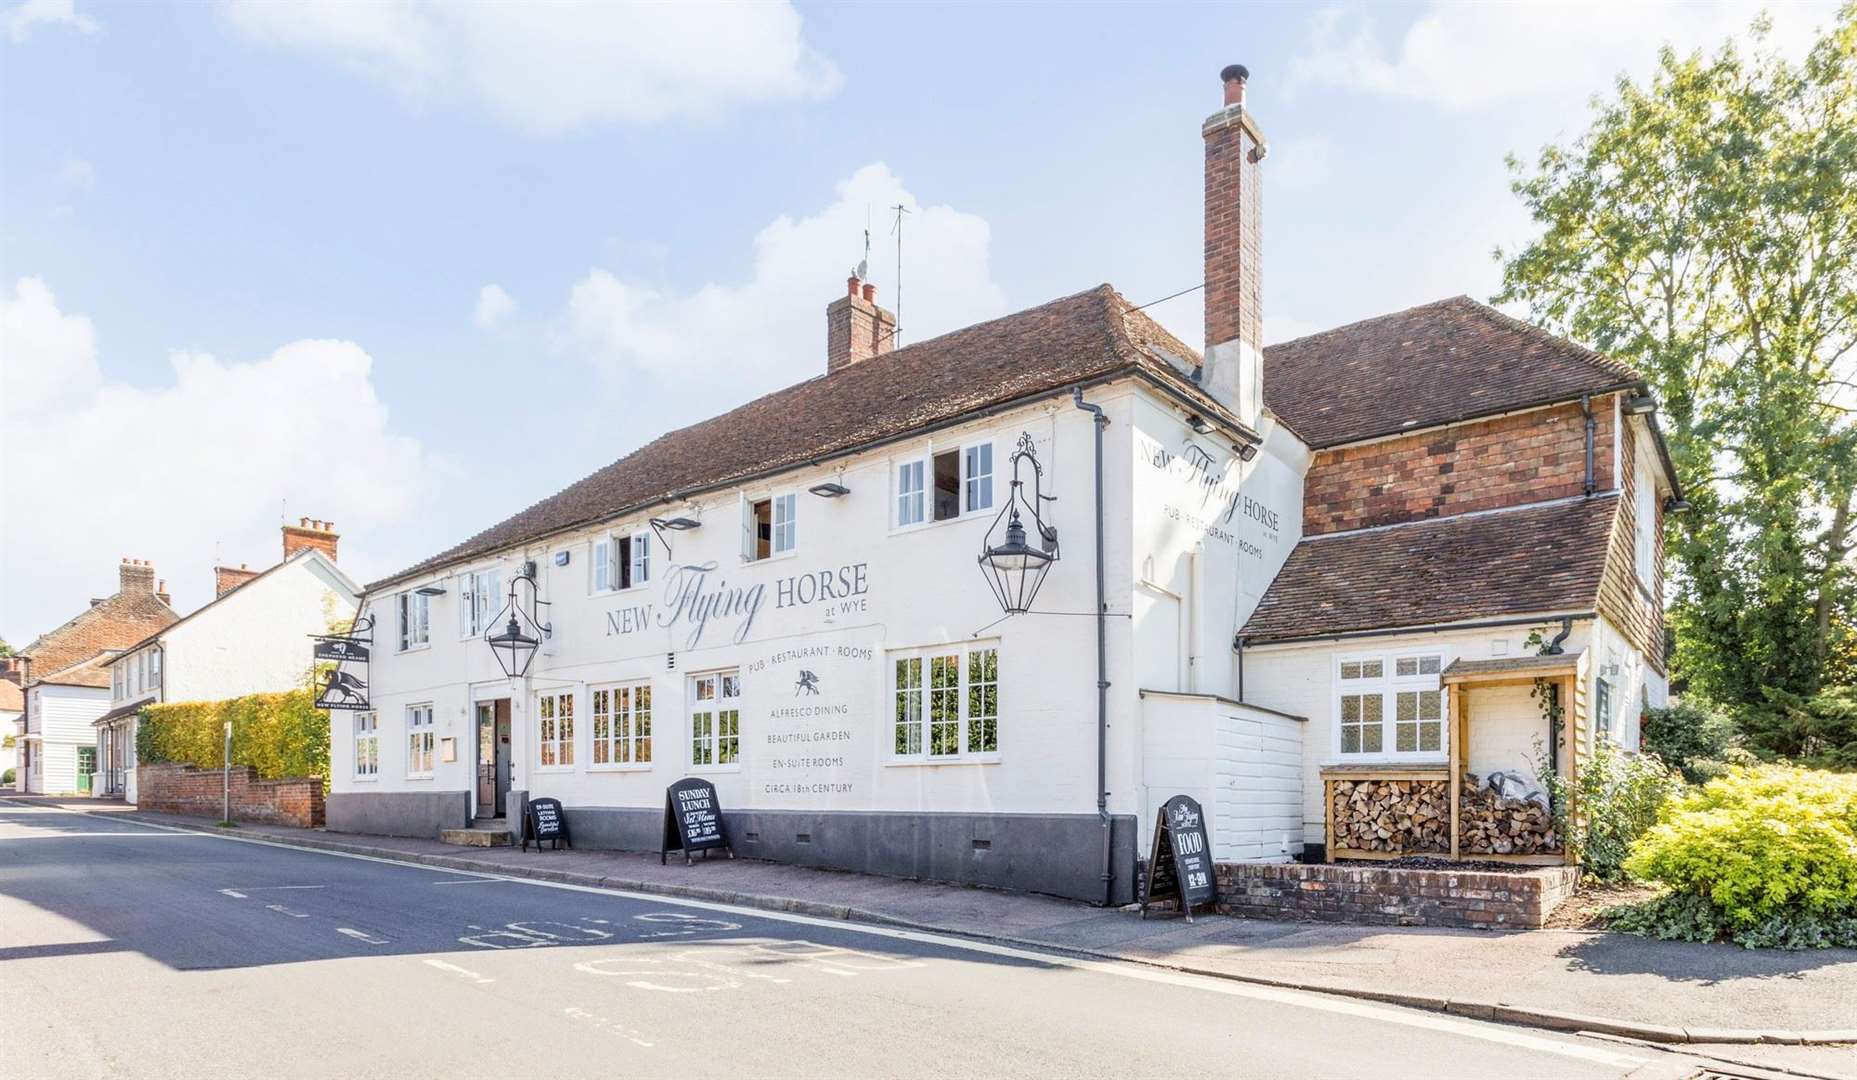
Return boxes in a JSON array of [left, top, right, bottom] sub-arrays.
[[26, 685, 109, 794], [1139, 691, 1303, 862]]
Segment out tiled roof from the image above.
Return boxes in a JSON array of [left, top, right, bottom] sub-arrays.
[[34, 652, 117, 689], [0, 679, 21, 713], [1263, 296, 1643, 448], [21, 590, 178, 687], [373, 285, 1235, 590], [1241, 495, 1619, 644]]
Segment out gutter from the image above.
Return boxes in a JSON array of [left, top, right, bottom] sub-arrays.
[[1072, 389, 1115, 908], [1238, 611, 1598, 650], [369, 365, 1259, 596]]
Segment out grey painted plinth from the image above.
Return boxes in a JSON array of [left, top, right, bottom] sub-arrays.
[[326, 790, 469, 839]]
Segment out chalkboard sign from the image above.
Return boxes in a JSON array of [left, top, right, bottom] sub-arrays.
[[522, 796, 570, 852], [661, 778, 733, 865], [1140, 795, 1216, 921]]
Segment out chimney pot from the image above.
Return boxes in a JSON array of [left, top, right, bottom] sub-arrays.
[[846, 276, 861, 298], [1221, 63, 1249, 107], [861, 282, 876, 303]]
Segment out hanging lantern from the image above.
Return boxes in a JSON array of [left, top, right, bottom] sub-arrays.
[[484, 569, 551, 678], [978, 433, 1060, 614]]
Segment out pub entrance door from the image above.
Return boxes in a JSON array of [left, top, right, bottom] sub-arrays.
[[475, 699, 511, 820]]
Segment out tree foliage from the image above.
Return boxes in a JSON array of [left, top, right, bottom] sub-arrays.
[[1499, 8, 1857, 716]]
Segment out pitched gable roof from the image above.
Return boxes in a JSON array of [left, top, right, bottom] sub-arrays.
[[21, 588, 178, 686], [108, 548, 362, 661], [0, 679, 22, 713], [373, 285, 1238, 590], [1240, 494, 1619, 644], [1263, 296, 1643, 448]]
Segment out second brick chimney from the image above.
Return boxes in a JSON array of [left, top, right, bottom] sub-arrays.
[[119, 558, 157, 595], [282, 518, 339, 562], [826, 275, 897, 373], [215, 563, 260, 597], [1202, 63, 1266, 425]]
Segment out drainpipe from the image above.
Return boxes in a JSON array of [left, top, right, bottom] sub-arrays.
[[1072, 388, 1114, 907], [1581, 395, 1596, 496]]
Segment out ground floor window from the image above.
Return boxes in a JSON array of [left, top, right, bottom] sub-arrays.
[[538, 690, 575, 768], [892, 643, 999, 759], [1337, 652, 1445, 758], [354, 712, 379, 777], [689, 671, 740, 768], [591, 683, 651, 765], [406, 704, 434, 777]]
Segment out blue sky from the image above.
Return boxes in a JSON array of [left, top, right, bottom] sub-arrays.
[[0, 0, 1838, 643]]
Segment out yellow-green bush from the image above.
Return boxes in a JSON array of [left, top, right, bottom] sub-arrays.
[[1623, 765, 1857, 927], [137, 690, 330, 787]]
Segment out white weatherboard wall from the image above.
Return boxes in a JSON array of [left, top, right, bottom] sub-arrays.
[[28, 685, 108, 794], [1139, 691, 1303, 861]]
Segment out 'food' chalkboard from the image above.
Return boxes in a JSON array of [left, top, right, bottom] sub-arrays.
[[1140, 795, 1216, 921], [661, 778, 733, 865], [523, 796, 570, 852]]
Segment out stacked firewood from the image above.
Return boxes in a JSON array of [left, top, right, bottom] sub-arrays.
[[1330, 778, 1450, 853], [1459, 775, 1560, 855]]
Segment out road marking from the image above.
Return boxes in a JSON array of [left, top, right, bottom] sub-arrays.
[[336, 927, 388, 945], [257, 884, 325, 891], [431, 878, 513, 886], [266, 904, 310, 919], [564, 1006, 653, 1048], [218, 889, 248, 899], [423, 958, 494, 985], [0, 799, 1645, 1070]]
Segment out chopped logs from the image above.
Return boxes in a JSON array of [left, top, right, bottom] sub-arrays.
[[1330, 775, 1561, 856]]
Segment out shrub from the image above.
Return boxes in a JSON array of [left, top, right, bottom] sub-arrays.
[[1641, 701, 1747, 784], [1739, 685, 1857, 770], [1, 767, 13, 786], [1537, 737, 1683, 881], [1622, 765, 1857, 931], [137, 690, 330, 788]]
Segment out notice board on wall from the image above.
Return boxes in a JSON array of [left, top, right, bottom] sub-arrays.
[[661, 777, 733, 865]]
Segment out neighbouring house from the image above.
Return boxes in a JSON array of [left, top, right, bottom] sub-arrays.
[[2, 657, 23, 788], [16, 560, 179, 796], [96, 520, 361, 804], [327, 65, 1677, 901]]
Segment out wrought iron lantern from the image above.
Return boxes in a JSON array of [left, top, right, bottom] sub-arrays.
[[978, 433, 1060, 614], [485, 569, 551, 678]]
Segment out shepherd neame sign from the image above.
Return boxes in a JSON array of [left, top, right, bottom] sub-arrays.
[[605, 561, 871, 649]]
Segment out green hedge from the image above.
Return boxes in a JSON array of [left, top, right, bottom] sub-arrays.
[[137, 690, 330, 788]]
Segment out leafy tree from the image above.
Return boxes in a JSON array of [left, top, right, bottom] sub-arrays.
[[0, 637, 13, 657], [1498, 9, 1857, 715]]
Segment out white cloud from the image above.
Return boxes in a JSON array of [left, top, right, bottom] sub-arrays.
[[1266, 136, 1335, 188], [0, 277, 444, 640], [566, 163, 1007, 396], [4, 0, 96, 43], [1291, 1, 1836, 112], [219, 0, 841, 136], [472, 283, 514, 329]]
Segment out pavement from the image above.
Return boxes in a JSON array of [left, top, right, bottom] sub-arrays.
[[7, 795, 1856, 1075], [0, 796, 1734, 1080]]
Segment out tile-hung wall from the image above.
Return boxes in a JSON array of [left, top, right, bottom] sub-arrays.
[[333, 379, 1308, 897]]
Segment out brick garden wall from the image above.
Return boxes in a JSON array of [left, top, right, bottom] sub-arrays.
[[1214, 862, 1580, 929], [137, 763, 324, 828]]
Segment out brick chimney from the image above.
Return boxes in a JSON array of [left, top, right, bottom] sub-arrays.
[[826, 275, 897, 373], [156, 579, 171, 606], [0, 656, 22, 685], [1202, 63, 1266, 425], [215, 563, 260, 597], [282, 518, 339, 562], [119, 558, 156, 595]]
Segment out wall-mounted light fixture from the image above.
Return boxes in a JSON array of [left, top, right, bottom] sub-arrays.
[[978, 433, 1060, 615], [807, 481, 851, 498], [1623, 392, 1658, 415], [1663, 496, 1693, 514], [650, 516, 701, 531], [414, 584, 447, 597], [1237, 443, 1259, 462], [1187, 414, 1214, 435], [485, 569, 551, 679]]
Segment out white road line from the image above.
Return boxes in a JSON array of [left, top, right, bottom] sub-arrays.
[[431, 878, 513, 886], [336, 928, 388, 945], [422, 958, 494, 985], [266, 904, 309, 919], [0, 799, 1644, 1069], [218, 889, 248, 899]]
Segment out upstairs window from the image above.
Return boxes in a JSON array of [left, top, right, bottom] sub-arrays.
[[900, 442, 995, 527], [745, 494, 797, 562], [397, 591, 430, 650], [595, 531, 652, 591], [1634, 436, 1657, 588], [897, 461, 926, 526], [460, 568, 501, 637]]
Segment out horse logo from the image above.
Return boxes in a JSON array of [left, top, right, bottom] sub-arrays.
[[794, 670, 821, 697]]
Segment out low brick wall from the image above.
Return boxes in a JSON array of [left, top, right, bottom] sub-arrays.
[[137, 763, 325, 828], [1216, 862, 1580, 929]]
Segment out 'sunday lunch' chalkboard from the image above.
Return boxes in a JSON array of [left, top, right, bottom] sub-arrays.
[[661, 778, 733, 865], [523, 796, 570, 852], [1140, 794, 1216, 921]]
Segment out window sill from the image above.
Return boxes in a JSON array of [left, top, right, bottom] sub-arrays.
[[594, 583, 653, 598], [397, 644, 431, 654], [351, 775, 378, 783], [533, 765, 577, 774], [1321, 754, 1449, 769], [587, 762, 655, 773], [743, 549, 799, 567], [689, 764, 742, 774], [884, 754, 1001, 768], [405, 773, 435, 782], [889, 511, 989, 538]]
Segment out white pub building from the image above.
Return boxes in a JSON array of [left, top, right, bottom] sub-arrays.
[[333, 67, 1678, 903]]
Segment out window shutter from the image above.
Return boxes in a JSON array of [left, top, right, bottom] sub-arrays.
[[593, 537, 611, 592], [741, 493, 754, 562], [459, 575, 472, 638], [633, 531, 650, 584]]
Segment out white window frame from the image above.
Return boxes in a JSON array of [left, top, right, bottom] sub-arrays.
[[353, 712, 379, 780], [148, 648, 160, 695], [460, 568, 502, 638], [590, 681, 653, 769], [963, 442, 994, 514], [406, 704, 435, 779], [896, 460, 926, 527], [688, 669, 742, 772], [896, 440, 995, 530], [888, 642, 1000, 763], [1595, 676, 1615, 741], [397, 590, 430, 651], [536, 689, 576, 770], [113, 663, 125, 701], [594, 530, 653, 593], [1334, 651, 1448, 761], [1633, 432, 1656, 589], [742, 493, 797, 563]]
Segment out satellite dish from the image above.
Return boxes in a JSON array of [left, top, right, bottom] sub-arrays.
[[855, 258, 868, 280]]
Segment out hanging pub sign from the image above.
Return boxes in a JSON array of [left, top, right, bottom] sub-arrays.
[[661, 777, 733, 865], [1140, 794, 1217, 922], [523, 796, 571, 852], [311, 615, 372, 711]]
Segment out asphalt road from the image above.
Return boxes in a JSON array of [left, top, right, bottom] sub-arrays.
[[0, 800, 1746, 1079]]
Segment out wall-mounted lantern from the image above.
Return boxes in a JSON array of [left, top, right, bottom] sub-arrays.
[[978, 433, 1060, 614], [807, 481, 851, 498], [485, 569, 551, 678]]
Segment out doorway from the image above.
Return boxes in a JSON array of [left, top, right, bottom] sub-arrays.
[[475, 699, 511, 820]]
